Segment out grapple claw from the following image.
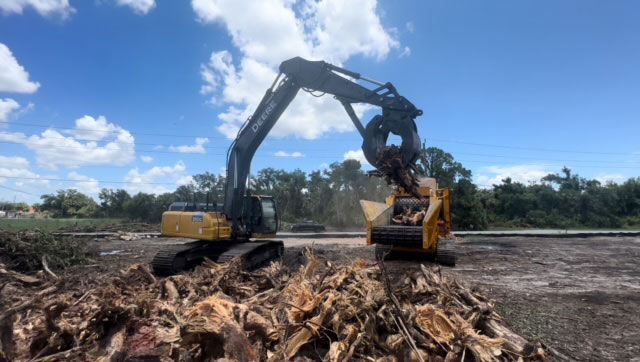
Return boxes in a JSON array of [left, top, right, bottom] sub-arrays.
[[362, 113, 421, 169]]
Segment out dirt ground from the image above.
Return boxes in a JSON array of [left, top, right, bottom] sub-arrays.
[[88, 234, 640, 362]]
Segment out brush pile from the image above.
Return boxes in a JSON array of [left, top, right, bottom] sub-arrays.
[[0, 231, 96, 274], [0, 250, 546, 362], [392, 207, 427, 226], [369, 145, 423, 199]]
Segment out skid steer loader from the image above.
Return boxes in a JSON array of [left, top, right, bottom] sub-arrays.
[[360, 177, 456, 266]]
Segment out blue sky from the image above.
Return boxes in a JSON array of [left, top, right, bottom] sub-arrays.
[[1, 0, 639, 203]]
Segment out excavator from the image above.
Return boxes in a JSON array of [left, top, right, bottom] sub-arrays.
[[152, 56, 424, 275]]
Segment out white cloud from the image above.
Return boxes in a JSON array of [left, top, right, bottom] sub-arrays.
[[0, 43, 40, 93], [0, 115, 136, 170], [0, 155, 29, 168], [140, 155, 153, 163], [343, 149, 369, 166], [0, 98, 20, 124], [176, 175, 194, 186], [0, 167, 47, 186], [194, 0, 399, 140], [67, 171, 100, 195], [274, 150, 304, 158], [66, 115, 119, 141], [405, 21, 415, 33], [169, 137, 209, 154], [595, 174, 626, 185], [116, 0, 155, 14], [475, 164, 551, 187], [0, 0, 74, 18], [124, 160, 188, 194], [398, 46, 411, 58]]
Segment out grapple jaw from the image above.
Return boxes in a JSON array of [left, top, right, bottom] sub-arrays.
[[362, 112, 421, 169]]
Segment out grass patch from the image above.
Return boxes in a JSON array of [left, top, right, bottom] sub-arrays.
[[0, 218, 125, 232]]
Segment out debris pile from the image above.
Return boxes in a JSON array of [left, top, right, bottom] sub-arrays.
[[0, 231, 96, 274], [369, 145, 423, 199], [97, 222, 159, 233], [392, 206, 427, 226], [0, 250, 546, 361]]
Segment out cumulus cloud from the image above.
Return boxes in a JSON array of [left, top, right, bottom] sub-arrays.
[[0, 166, 47, 186], [0, 115, 136, 170], [169, 137, 209, 154], [595, 174, 626, 185], [0, 98, 20, 125], [66, 115, 119, 141], [194, 0, 399, 140], [0, 0, 74, 18], [0, 155, 29, 168], [274, 151, 304, 158], [67, 171, 100, 195], [0, 43, 41, 93], [343, 149, 370, 166], [140, 155, 153, 163], [116, 0, 155, 14], [475, 164, 552, 187], [124, 160, 188, 194]]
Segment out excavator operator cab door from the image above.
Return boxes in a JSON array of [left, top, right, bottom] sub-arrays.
[[243, 195, 278, 236]]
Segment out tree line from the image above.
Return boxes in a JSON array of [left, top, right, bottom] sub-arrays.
[[36, 146, 640, 230]]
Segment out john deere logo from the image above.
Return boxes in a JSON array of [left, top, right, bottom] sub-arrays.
[[252, 100, 277, 133]]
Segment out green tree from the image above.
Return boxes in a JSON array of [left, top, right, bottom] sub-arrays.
[[192, 172, 226, 202], [123, 193, 156, 222], [40, 189, 99, 218], [416, 144, 471, 188], [99, 188, 131, 217], [415, 145, 486, 230]]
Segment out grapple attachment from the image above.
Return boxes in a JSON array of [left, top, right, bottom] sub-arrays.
[[361, 112, 421, 169]]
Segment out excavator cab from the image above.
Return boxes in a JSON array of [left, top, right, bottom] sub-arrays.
[[242, 195, 278, 237]]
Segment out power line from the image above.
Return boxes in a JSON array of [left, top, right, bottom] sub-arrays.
[[0, 185, 39, 196], [2, 138, 640, 165], [428, 138, 633, 156], [0, 175, 181, 185], [5, 120, 639, 156], [0, 120, 228, 140]]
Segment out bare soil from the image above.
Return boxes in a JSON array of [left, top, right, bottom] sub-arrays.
[[88, 235, 640, 362]]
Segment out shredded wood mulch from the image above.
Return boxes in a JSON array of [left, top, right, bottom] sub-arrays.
[[0, 249, 547, 362]]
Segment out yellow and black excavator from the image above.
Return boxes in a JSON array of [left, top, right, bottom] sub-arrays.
[[152, 56, 424, 274]]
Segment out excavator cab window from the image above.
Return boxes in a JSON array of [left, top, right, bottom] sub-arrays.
[[243, 196, 278, 235]]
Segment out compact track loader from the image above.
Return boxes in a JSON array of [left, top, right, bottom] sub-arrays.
[[360, 177, 456, 266]]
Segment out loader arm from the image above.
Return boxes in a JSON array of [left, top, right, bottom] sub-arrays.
[[224, 57, 423, 235]]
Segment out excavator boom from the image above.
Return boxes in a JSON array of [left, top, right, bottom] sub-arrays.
[[154, 56, 424, 274], [225, 57, 423, 235]]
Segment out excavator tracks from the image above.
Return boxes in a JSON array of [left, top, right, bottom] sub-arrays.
[[151, 240, 284, 275]]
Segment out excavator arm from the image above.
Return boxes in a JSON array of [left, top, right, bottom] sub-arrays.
[[224, 57, 423, 235]]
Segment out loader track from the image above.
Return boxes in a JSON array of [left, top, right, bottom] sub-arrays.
[[436, 239, 456, 266]]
